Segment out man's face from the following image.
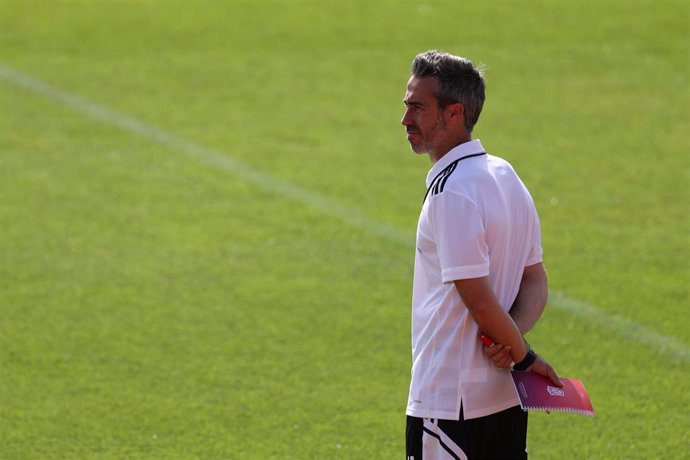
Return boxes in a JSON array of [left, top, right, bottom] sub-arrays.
[[401, 76, 447, 156]]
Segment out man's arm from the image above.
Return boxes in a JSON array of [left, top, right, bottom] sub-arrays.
[[510, 262, 548, 334], [454, 276, 561, 386], [483, 262, 547, 368], [454, 277, 529, 360]]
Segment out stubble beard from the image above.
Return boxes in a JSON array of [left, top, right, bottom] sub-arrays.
[[408, 114, 446, 156]]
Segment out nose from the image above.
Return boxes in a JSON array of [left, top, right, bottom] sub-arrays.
[[401, 108, 413, 126]]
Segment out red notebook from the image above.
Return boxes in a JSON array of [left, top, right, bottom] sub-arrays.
[[510, 371, 595, 416]]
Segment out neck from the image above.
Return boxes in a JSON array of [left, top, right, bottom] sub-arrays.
[[429, 134, 472, 164]]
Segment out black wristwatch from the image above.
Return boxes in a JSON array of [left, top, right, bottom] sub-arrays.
[[513, 349, 537, 371]]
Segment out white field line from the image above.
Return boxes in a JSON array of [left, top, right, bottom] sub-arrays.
[[2, 62, 688, 363], [549, 292, 689, 363], [0, 63, 411, 246]]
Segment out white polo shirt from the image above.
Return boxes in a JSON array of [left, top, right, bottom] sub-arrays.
[[407, 139, 543, 421]]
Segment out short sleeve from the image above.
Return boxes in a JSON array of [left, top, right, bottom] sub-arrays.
[[525, 202, 543, 267], [429, 191, 490, 283]]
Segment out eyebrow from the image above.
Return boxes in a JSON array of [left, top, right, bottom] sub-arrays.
[[403, 99, 424, 107]]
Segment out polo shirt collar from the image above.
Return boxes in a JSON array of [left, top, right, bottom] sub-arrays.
[[426, 139, 485, 188]]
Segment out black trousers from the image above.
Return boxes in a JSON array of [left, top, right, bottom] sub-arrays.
[[406, 405, 528, 459]]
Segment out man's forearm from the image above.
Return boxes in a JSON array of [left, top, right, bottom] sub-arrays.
[[454, 277, 531, 363], [510, 262, 548, 334]]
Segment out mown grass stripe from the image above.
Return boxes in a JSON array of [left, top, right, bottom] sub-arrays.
[[2, 62, 687, 364], [0, 63, 411, 246]]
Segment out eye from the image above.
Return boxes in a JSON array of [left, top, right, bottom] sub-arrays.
[[403, 101, 424, 114]]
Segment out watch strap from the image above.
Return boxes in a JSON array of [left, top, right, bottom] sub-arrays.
[[513, 349, 537, 371]]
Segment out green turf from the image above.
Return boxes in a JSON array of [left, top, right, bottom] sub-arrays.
[[1, 0, 688, 458]]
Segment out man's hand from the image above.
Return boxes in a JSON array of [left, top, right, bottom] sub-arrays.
[[481, 334, 562, 387], [483, 341, 513, 369], [527, 355, 562, 387]]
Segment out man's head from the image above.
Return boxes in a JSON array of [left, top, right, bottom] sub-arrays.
[[401, 50, 486, 160]]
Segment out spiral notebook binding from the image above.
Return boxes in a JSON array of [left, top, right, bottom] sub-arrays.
[[523, 404, 595, 416]]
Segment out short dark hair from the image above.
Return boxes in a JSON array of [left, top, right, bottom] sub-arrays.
[[411, 50, 486, 132]]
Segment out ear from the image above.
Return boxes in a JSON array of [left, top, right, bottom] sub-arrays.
[[446, 102, 465, 121]]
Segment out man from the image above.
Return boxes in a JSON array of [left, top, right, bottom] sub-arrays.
[[402, 50, 562, 459]]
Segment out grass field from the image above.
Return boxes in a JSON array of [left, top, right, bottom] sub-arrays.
[[1, 0, 688, 458]]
